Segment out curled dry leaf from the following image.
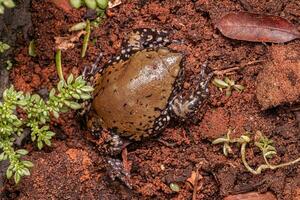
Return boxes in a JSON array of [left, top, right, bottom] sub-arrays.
[[109, 0, 122, 8], [186, 171, 203, 190], [216, 12, 300, 43], [55, 31, 85, 50]]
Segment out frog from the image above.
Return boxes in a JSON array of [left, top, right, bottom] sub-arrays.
[[83, 28, 213, 187]]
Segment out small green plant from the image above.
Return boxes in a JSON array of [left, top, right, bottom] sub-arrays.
[[5, 60, 13, 70], [0, 0, 15, 14], [0, 74, 93, 183], [213, 129, 300, 175], [28, 40, 36, 57], [70, 0, 108, 10], [0, 41, 10, 53], [212, 77, 245, 96], [69, 0, 107, 28]]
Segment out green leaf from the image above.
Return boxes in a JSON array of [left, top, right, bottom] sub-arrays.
[[71, 93, 81, 99], [16, 149, 29, 156], [66, 101, 81, 110], [31, 94, 41, 102], [21, 168, 31, 176], [47, 131, 55, 137], [52, 111, 59, 118], [84, 0, 97, 9], [22, 160, 34, 168], [80, 85, 94, 92], [75, 76, 83, 82], [69, 0, 82, 9], [233, 84, 245, 92], [18, 99, 28, 106], [69, 21, 87, 32], [80, 93, 91, 100], [44, 139, 51, 146], [3, 0, 16, 8], [14, 172, 21, 184], [224, 77, 234, 86], [57, 80, 64, 92], [170, 183, 180, 192], [37, 141, 43, 150], [264, 151, 277, 158], [0, 5, 4, 15], [212, 137, 228, 144], [225, 89, 232, 97], [31, 134, 36, 141], [6, 168, 13, 179], [81, 20, 91, 58], [212, 78, 229, 89], [49, 88, 56, 98], [28, 40, 36, 57], [96, 0, 108, 9], [67, 74, 74, 85], [240, 135, 250, 143], [0, 152, 5, 161]]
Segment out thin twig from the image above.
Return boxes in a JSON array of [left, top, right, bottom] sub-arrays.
[[192, 167, 200, 200], [213, 60, 266, 75]]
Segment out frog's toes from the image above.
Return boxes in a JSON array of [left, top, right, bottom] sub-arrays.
[[83, 52, 104, 81], [107, 158, 132, 189]]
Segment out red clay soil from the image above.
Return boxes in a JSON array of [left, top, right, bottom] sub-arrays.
[[2, 0, 300, 199]]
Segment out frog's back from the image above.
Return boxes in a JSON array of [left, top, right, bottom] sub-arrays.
[[92, 49, 182, 140]]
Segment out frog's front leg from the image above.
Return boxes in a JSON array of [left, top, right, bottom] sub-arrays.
[[169, 62, 213, 120]]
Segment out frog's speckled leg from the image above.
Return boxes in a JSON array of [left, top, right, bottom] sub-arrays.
[[83, 52, 104, 81], [106, 131, 130, 156], [107, 158, 132, 189], [107, 28, 175, 65], [169, 63, 213, 120], [105, 131, 132, 188]]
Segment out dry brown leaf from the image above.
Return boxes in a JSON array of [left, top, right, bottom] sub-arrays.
[[186, 171, 203, 190], [55, 30, 85, 50], [216, 12, 300, 43], [109, 0, 122, 8], [122, 148, 131, 174]]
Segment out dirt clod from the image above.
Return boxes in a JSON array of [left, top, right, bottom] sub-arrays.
[[256, 45, 300, 110], [224, 192, 277, 200]]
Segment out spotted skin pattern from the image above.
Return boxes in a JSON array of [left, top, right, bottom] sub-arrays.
[[85, 28, 212, 187]]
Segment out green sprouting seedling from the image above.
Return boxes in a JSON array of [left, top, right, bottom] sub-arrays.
[[0, 41, 10, 53], [6, 60, 13, 70], [0, 0, 15, 14], [213, 130, 300, 175], [81, 20, 91, 58], [69, 21, 87, 32], [212, 77, 245, 97], [212, 129, 250, 156], [28, 40, 36, 57], [0, 74, 93, 183]]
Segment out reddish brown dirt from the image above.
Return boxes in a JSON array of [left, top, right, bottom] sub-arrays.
[[256, 44, 300, 109], [2, 0, 300, 199]]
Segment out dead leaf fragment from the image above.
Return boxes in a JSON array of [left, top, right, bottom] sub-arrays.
[[187, 171, 203, 190], [55, 31, 85, 50], [109, 0, 122, 8], [51, 0, 73, 13], [216, 12, 300, 43]]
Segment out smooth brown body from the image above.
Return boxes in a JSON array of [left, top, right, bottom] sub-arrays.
[[92, 48, 183, 140]]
